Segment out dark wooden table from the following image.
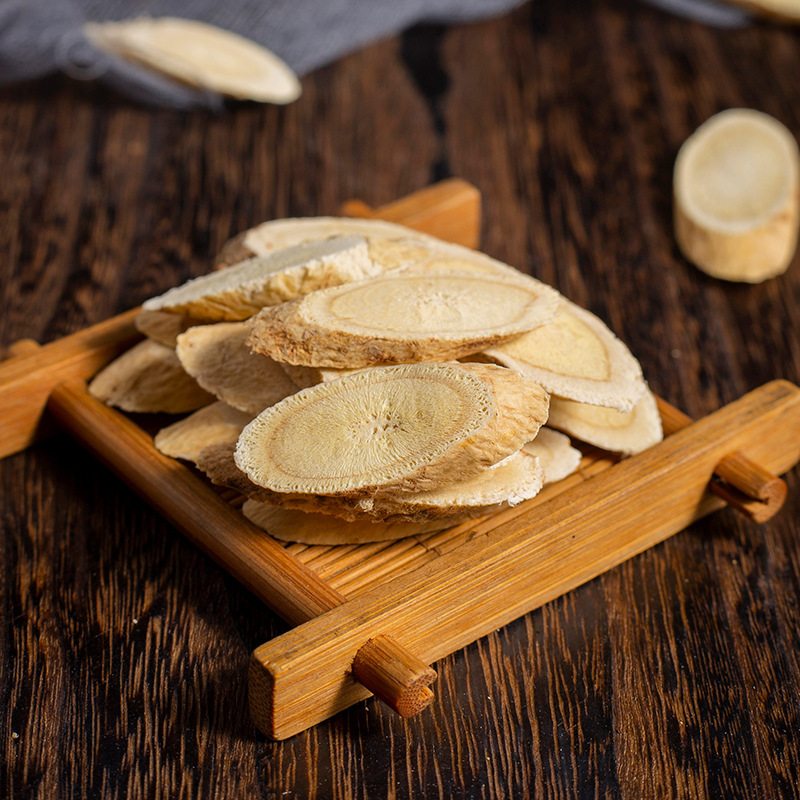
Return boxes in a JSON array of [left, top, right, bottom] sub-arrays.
[[3, 1, 800, 797]]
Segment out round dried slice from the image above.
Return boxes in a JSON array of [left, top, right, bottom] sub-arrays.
[[155, 401, 254, 462], [547, 388, 663, 456], [215, 217, 448, 267], [241, 501, 458, 545], [522, 428, 582, 485], [176, 322, 298, 414], [674, 108, 800, 282], [143, 236, 375, 321], [483, 299, 646, 412], [88, 339, 213, 413], [366, 450, 544, 519], [279, 362, 365, 390], [84, 17, 301, 104], [234, 362, 549, 497], [135, 309, 206, 348], [248, 271, 560, 368]]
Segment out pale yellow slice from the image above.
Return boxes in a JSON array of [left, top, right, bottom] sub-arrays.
[[674, 108, 800, 282], [248, 271, 560, 368], [522, 428, 582, 484], [154, 401, 254, 462], [234, 362, 549, 497], [85, 17, 301, 104], [484, 299, 646, 412], [135, 309, 206, 348], [176, 322, 298, 414], [88, 339, 213, 413], [547, 387, 663, 456], [143, 236, 375, 321], [240, 501, 457, 545]]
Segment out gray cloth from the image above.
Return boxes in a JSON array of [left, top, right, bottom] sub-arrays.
[[0, 0, 750, 109]]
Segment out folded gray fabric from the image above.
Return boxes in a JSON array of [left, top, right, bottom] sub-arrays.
[[0, 0, 750, 109]]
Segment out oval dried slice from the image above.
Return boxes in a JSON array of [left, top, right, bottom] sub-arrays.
[[135, 309, 206, 348], [547, 388, 663, 456], [88, 339, 213, 413], [674, 108, 800, 282], [234, 362, 549, 496], [279, 362, 365, 390], [248, 271, 560, 368], [367, 450, 544, 519], [143, 236, 375, 321], [241, 501, 457, 545], [155, 401, 254, 462], [483, 299, 646, 412], [84, 17, 301, 104], [216, 217, 446, 267], [176, 322, 298, 414], [522, 428, 582, 484]]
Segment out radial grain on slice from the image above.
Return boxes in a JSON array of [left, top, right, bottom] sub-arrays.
[[547, 387, 663, 456], [249, 271, 560, 368], [143, 236, 375, 321], [155, 402, 254, 462], [234, 362, 549, 497], [176, 321, 298, 414], [483, 299, 646, 412], [241, 501, 459, 545], [522, 428, 583, 484], [88, 339, 213, 413]]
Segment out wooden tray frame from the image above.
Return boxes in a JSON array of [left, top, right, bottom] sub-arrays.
[[2, 179, 799, 740]]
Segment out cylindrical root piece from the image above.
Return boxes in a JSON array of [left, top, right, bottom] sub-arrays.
[[674, 108, 800, 283]]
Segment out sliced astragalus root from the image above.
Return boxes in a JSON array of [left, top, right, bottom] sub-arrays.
[[176, 322, 298, 414], [547, 387, 663, 456], [365, 450, 544, 520], [248, 271, 560, 368], [135, 309, 206, 348], [674, 109, 800, 282], [154, 401, 254, 462], [522, 428, 583, 484], [214, 217, 448, 267], [234, 362, 549, 497], [88, 339, 213, 413], [143, 236, 375, 321], [279, 363, 365, 390], [483, 299, 646, 412], [84, 17, 301, 104], [241, 501, 457, 545]]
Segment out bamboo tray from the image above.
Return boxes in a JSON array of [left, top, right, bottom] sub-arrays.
[[2, 179, 799, 740]]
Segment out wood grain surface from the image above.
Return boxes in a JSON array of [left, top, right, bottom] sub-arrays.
[[2, 1, 800, 798]]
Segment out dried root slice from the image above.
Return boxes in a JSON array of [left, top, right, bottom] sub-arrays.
[[279, 362, 365, 389], [366, 450, 544, 519], [674, 108, 800, 283], [84, 17, 301, 104], [215, 217, 447, 268], [154, 401, 254, 462], [176, 322, 298, 414], [234, 362, 549, 497], [547, 387, 663, 456], [135, 309, 206, 348], [88, 340, 213, 413], [240, 501, 457, 545], [522, 428, 583, 484], [249, 271, 560, 368], [143, 236, 375, 321], [483, 299, 646, 412]]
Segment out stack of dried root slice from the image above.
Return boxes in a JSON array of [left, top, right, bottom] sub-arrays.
[[90, 219, 663, 544]]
